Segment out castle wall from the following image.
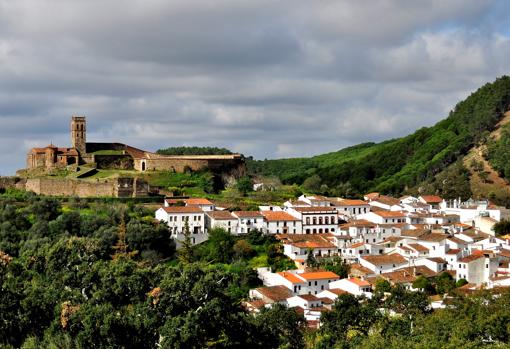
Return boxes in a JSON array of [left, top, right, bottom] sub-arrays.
[[134, 156, 246, 176], [19, 177, 154, 198], [25, 178, 116, 197], [0, 177, 26, 191]]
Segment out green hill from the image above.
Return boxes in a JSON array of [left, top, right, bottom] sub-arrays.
[[248, 76, 510, 200]]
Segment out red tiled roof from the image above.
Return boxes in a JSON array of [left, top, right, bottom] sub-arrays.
[[374, 211, 407, 218], [233, 211, 263, 218], [293, 207, 337, 213], [299, 271, 340, 281], [362, 254, 407, 265], [347, 278, 371, 287], [420, 195, 443, 203], [185, 198, 213, 205], [206, 210, 235, 220], [254, 285, 292, 302], [262, 211, 300, 222], [278, 272, 305, 285], [161, 206, 204, 213], [459, 254, 484, 263]]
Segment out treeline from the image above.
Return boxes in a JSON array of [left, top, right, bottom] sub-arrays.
[[156, 146, 233, 156], [312, 286, 510, 349], [0, 195, 304, 348], [249, 76, 510, 199], [2, 195, 510, 347], [486, 126, 510, 181]]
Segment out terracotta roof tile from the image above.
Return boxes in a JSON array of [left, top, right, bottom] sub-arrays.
[[298, 271, 340, 280], [362, 254, 407, 265], [162, 206, 204, 213], [262, 211, 300, 221]]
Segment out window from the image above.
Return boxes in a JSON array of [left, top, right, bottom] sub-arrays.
[[325, 217, 329, 224], [306, 217, 310, 225], [313, 217, 317, 225], [315, 281, 317, 286], [308, 282, 311, 286]]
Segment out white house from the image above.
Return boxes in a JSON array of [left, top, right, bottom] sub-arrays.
[[286, 206, 338, 234], [359, 211, 407, 225], [329, 278, 372, 297], [328, 198, 370, 220], [276, 270, 340, 295], [279, 234, 338, 262], [360, 253, 408, 274], [155, 206, 207, 246], [287, 294, 323, 310], [440, 198, 501, 223], [205, 210, 238, 234], [262, 211, 302, 234], [419, 195, 443, 210], [232, 211, 266, 234]]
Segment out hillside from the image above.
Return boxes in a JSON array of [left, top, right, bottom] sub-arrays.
[[248, 76, 510, 202]]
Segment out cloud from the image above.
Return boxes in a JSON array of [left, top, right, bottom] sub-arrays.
[[0, 0, 509, 174]]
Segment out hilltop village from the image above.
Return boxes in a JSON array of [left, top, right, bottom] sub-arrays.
[[155, 192, 510, 327]]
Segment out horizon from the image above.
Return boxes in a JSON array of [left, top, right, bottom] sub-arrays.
[[1, 1, 510, 175]]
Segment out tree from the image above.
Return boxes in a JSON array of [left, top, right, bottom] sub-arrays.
[[252, 303, 306, 349], [374, 278, 392, 293], [178, 218, 194, 264], [233, 240, 254, 260], [319, 294, 380, 345], [112, 217, 137, 260], [306, 248, 319, 269], [435, 272, 456, 294], [494, 219, 510, 236], [456, 278, 468, 288], [302, 174, 322, 193], [320, 257, 350, 278], [236, 176, 253, 197], [412, 276, 434, 294]]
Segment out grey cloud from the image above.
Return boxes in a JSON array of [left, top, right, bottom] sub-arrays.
[[0, 0, 509, 174]]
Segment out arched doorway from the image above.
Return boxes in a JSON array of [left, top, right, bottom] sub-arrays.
[[141, 161, 146, 171]]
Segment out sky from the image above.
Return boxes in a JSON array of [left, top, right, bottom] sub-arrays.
[[1, 0, 510, 175]]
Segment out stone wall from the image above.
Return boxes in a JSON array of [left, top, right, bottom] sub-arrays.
[[25, 178, 116, 197], [135, 156, 247, 177], [19, 177, 154, 198], [0, 177, 26, 191]]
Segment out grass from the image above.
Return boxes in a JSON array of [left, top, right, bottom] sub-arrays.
[[84, 169, 139, 180], [92, 150, 125, 155]]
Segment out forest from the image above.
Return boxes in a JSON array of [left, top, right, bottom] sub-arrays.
[[2, 193, 510, 348], [248, 76, 510, 200], [156, 146, 234, 156]]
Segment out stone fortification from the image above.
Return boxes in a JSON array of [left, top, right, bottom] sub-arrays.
[[0, 177, 157, 198]]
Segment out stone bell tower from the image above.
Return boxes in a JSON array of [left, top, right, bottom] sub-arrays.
[[71, 115, 86, 154]]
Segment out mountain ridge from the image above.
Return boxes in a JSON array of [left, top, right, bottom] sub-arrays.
[[248, 76, 510, 204]]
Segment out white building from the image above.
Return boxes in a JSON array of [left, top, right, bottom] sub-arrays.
[[205, 210, 238, 234], [286, 206, 338, 234], [232, 211, 266, 234], [276, 270, 340, 295], [328, 198, 370, 220], [261, 211, 302, 234], [358, 210, 407, 225], [329, 278, 372, 297], [155, 206, 207, 246], [360, 253, 408, 274], [440, 198, 501, 223]]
